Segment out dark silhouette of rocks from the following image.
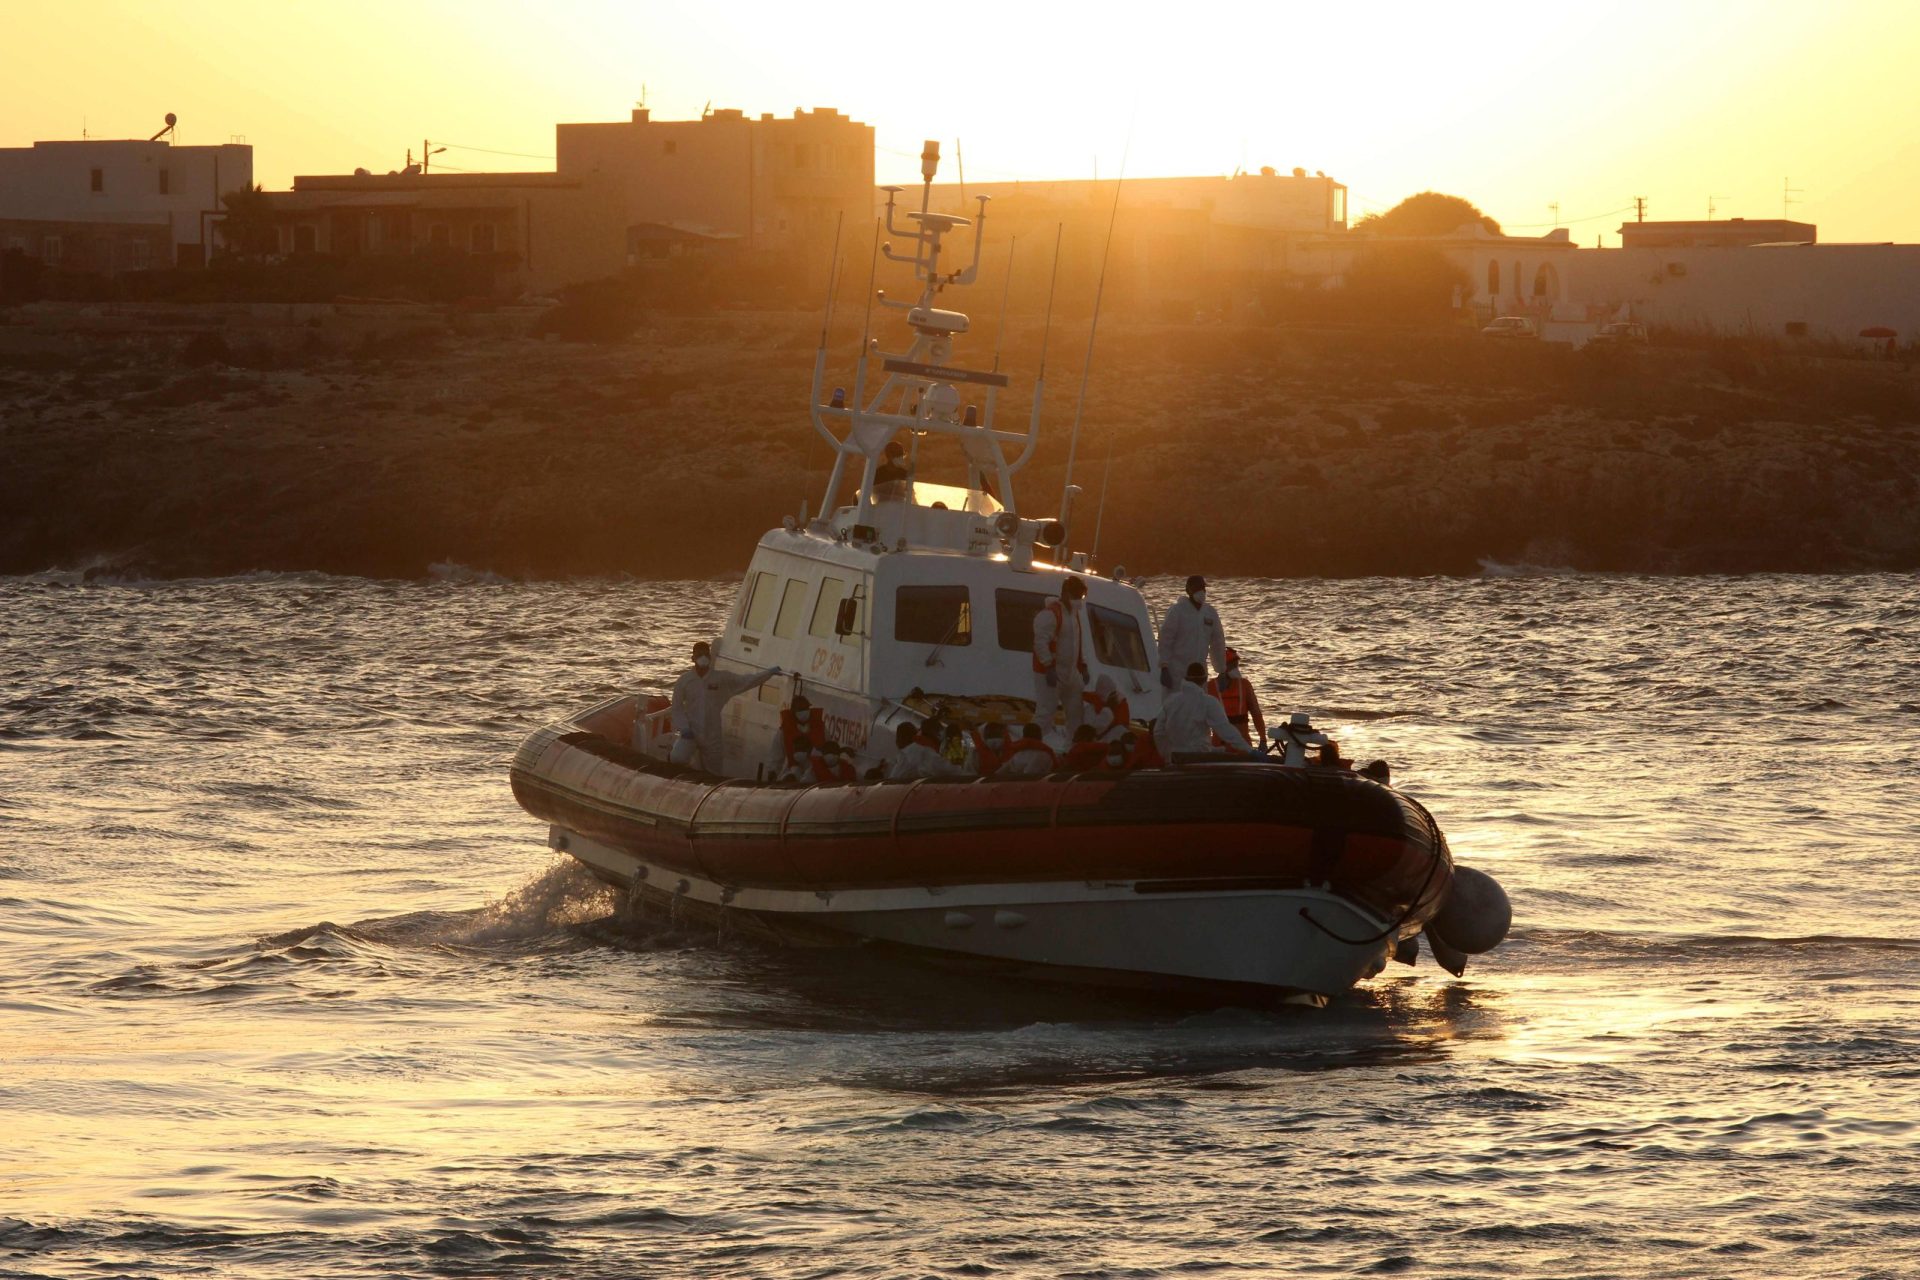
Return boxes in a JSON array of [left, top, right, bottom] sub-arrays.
[[3, 312, 1916, 579]]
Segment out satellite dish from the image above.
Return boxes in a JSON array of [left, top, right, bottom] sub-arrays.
[[165, 112, 178, 127]]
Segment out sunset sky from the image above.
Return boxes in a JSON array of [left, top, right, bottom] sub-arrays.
[[7, 0, 1917, 246]]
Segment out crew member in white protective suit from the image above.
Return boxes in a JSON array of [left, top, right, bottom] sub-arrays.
[[1157, 575, 1227, 691], [1032, 575, 1090, 740], [669, 641, 782, 772], [1154, 663, 1253, 759]]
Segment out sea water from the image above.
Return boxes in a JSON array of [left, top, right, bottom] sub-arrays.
[[3, 571, 1918, 1278]]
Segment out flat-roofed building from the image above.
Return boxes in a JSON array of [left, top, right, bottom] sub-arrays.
[[555, 106, 873, 257], [263, 169, 624, 294], [0, 136, 253, 271], [1618, 218, 1816, 250]]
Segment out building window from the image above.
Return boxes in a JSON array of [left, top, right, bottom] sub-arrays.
[[471, 223, 496, 253], [1486, 261, 1499, 296], [663, 140, 677, 155], [158, 169, 170, 195], [1532, 263, 1559, 299], [89, 168, 104, 193], [43, 235, 63, 262]]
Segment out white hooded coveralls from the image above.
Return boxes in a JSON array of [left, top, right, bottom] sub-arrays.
[[1154, 681, 1252, 758], [1032, 597, 1088, 739], [669, 663, 780, 772], [1157, 597, 1227, 688]]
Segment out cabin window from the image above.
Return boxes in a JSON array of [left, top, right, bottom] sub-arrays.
[[741, 570, 779, 631], [809, 576, 848, 637], [1089, 605, 1151, 672], [895, 585, 971, 646], [993, 588, 1052, 653], [773, 578, 809, 638]]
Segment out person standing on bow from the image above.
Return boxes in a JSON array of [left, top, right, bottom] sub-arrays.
[[1157, 575, 1227, 691], [1032, 575, 1091, 740], [1207, 648, 1266, 750], [669, 642, 782, 773]]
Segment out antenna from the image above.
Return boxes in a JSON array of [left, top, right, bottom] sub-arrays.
[[1548, 201, 1560, 227], [1783, 177, 1803, 218], [1060, 136, 1130, 543], [1633, 196, 1647, 223], [1708, 194, 1728, 220], [956, 138, 965, 206]]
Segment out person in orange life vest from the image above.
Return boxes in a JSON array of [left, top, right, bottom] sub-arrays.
[[775, 736, 814, 786], [1062, 724, 1109, 771], [1127, 727, 1165, 770], [995, 723, 1058, 778], [774, 694, 822, 778], [970, 721, 1012, 773], [811, 739, 857, 784], [1083, 672, 1131, 742], [1033, 575, 1091, 739], [1206, 649, 1265, 749]]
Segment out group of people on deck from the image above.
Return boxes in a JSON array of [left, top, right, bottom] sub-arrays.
[[667, 572, 1282, 781]]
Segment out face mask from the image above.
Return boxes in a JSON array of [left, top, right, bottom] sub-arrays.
[[796, 709, 810, 722], [695, 657, 711, 673], [1226, 667, 1240, 681], [1106, 752, 1125, 768], [1192, 591, 1206, 607]]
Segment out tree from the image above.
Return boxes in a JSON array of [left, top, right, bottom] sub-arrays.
[[218, 184, 279, 260], [1353, 191, 1501, 238], [1341, 244, 1469, 320]]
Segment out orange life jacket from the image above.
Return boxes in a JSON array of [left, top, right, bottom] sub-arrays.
[[771, 710, 817, 759], [971, 728, 1011, 773], [811, 754, 856, 784], [1207, 676, 1249, 723], [1130, 736, 1165, 769], [997, 739, 1057, 773], [1063, 740, 1109, 770], [1083, 690, 1130, 734]]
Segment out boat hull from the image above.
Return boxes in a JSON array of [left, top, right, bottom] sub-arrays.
[[511, 719, 1455, 1001]]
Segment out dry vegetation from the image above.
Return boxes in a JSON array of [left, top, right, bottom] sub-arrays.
[[3, 308, 1918, 579]]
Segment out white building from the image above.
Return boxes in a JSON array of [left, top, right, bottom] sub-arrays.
[[0, 137, 253, 271]]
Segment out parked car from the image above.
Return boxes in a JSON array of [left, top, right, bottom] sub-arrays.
[[1589, 321, 1648, 346], [1480, 316, 1539, 339]]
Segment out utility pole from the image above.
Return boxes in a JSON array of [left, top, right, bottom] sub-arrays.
[[1633, 196, 1647, 223], [1782, 177, 1803, 219]]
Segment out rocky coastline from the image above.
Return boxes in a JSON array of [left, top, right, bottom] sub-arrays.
[[4, 307, 1917, 580]]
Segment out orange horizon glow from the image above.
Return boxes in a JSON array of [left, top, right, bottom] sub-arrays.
[[5, 0, 1918, 247]]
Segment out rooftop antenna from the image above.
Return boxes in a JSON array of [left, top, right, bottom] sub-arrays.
[[956, 138, 965, 206], [1060, 132, 1131, 548], [1708, 194, 1728, 220], [148, 113, 177, 143], [1783, 177, 1803, 218], [1633, 196, 1647, 222], [1548, 201, 1560, 227]]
